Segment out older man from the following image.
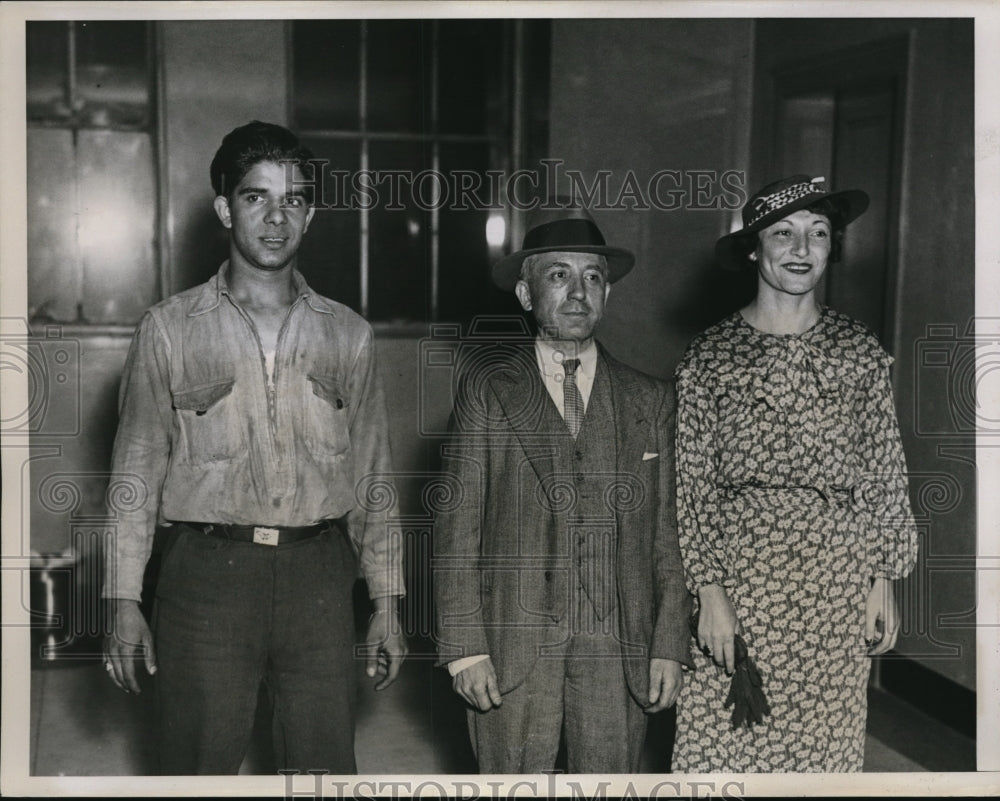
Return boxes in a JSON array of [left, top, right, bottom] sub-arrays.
[[102, 121, 406, 774], [434, 202, 692, 773]]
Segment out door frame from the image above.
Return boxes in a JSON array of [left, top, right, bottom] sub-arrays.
[[750, 35, 910, 353]]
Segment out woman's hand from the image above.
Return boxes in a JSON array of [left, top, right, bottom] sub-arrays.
[[697, 584, 739, 674], [865, 577, 900, 656]]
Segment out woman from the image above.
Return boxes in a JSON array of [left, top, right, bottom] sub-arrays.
[[671, 175, 919, 772]]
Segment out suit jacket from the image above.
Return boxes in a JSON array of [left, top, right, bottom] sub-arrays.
[[433, 342, 692, 706]]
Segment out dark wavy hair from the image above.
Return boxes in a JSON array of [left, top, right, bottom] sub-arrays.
[[209, 121, 315, 198], [734, 198, 847, 269]]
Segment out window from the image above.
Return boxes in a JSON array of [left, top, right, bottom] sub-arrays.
[[290, 19, 549, 326], [26, 21, 158, 326]]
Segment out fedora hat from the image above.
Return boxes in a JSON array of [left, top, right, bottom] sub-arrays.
[[716, 175, 869, 270], [491, 201, 635, 291]]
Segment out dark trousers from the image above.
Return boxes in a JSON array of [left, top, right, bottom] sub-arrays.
[[468, 584, 646, 773], [152, 523, 358, 775]]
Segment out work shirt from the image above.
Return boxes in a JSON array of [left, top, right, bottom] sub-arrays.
[[103, 262, 404, 602]]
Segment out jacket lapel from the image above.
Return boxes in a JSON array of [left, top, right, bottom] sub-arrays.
[[489, 345, 566, 485], [602, 346, 654, 472]]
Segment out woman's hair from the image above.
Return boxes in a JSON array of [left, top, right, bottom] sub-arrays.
[[210, 121, 315, 198], [735, 199, 847, 269]]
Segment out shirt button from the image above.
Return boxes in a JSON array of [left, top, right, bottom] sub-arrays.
[[544, 570, 553, 581], [575, 451, 583, 460]]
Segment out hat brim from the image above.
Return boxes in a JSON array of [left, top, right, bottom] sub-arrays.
[[715, 188, 870, 270], [492, 245, 635, 291]]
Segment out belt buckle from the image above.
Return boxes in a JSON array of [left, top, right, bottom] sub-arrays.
[[253, 526, 280, 546]]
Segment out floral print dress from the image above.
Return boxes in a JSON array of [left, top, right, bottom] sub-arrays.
[[671, 307, 919, 772]]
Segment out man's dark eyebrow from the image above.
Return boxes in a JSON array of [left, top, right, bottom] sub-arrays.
[[236, 185, 267, 196], [544, 260, 604, 270]]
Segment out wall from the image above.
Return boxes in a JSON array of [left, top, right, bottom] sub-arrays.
[[160, 21, 290, 295], [548, 18, 756, 379]]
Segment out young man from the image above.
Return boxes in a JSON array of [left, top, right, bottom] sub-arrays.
[[102, 121, 405, 774], [434, 202, 692, 772]]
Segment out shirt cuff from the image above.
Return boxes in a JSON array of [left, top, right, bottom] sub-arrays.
[[447, 654, 489, 676], [364, 567, 406, 600]]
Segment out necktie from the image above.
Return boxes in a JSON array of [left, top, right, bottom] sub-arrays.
[[563, 358, 584, 438]]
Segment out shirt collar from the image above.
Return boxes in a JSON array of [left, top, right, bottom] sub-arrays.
[[534, 337, 598, 380], [188, 261, 338, 317]]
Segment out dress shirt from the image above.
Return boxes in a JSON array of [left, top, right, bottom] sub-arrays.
[[534, 337, 597, 416], [104, 262, 404, 602]]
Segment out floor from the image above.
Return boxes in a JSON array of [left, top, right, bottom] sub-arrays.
[[28, 635, 975, 776]]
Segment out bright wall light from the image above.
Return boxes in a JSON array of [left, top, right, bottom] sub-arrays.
[[485, 212, 506, 248]]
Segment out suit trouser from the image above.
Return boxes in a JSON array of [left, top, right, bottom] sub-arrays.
[[152, 523, 358, 775], [468, 588, 646, 773]]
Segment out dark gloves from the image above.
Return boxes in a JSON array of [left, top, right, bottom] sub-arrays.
[[689, 615, 771, 731], [724, 632, 771, 730]]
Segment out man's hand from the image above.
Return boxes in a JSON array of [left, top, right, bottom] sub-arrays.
[[697, 583, 739, 675], [865, 576, 900, 656], [364, 607, 408, 691], [452, 657, 502, 711], [103, 599, 156, 694], [647, 658, 683, 713]]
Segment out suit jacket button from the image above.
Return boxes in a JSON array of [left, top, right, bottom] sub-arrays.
[[544, 570, 553, 581]]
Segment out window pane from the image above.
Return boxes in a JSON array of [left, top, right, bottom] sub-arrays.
[[27, 22, 70, 123], [292, 20, 360, 130], [366, 20, 431, 133], [438, 143, 517, 323], [75, 21, 150, 128], [78, 130, 158, 323], [437, 20, 507, 135], [28, 128, 79, 321], [368, 140, 431, 321], [296, 137, 361, 310]]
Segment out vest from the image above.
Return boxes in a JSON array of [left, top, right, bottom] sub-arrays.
[[558, 356, 619, 623]]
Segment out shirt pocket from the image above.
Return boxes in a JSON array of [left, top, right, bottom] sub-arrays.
[[171, 378, 241, 464], [304, 374, 351, 459]]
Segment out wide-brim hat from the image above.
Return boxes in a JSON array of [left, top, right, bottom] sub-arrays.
[[492, 201, 635, 291], [716, 175, 869, 270]]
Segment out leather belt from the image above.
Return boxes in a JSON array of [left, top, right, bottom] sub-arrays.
[[177, 520, 334, 546]]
